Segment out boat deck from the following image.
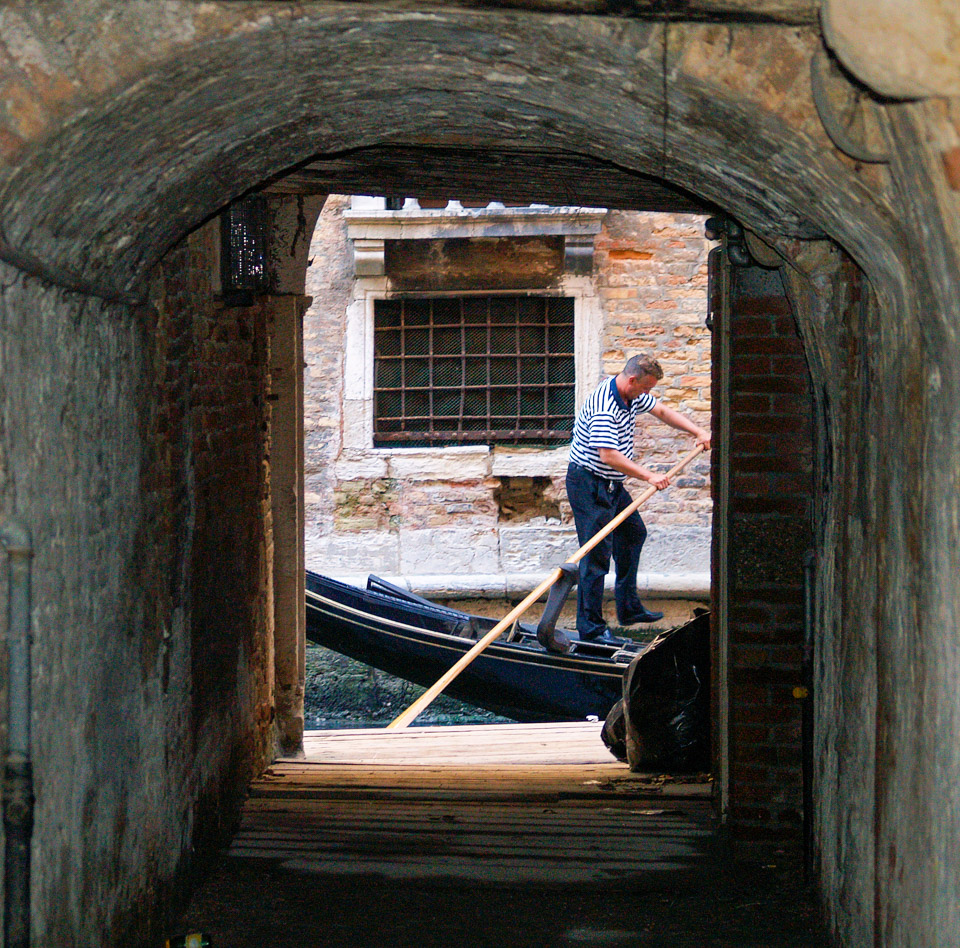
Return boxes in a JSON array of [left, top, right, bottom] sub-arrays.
[[173, 723, 826, 947]]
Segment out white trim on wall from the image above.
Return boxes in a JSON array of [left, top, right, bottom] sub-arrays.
[[341, 278, 603, 476]]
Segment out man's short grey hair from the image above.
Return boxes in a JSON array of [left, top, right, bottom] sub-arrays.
[[623, 354, 663, 381]]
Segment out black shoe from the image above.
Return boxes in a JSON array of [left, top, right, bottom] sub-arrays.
[[619, 607, 664, 624], [580, 629, 624, 646]]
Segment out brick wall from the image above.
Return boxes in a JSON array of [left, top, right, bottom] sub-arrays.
[[151, 220, 275, 750], [718, 261, 813, 840], [595, 211, 712, 527], [0, 212, 279, 944], [304, 200, 712, 592]]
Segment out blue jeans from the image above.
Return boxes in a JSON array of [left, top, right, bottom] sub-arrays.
[[566, 463, 647, 638]]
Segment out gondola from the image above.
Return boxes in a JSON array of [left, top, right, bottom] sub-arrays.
[[305, 570, 646, 723]]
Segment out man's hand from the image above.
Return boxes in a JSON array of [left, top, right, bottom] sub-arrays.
[[640, 468, 671, 491], [650, 403, 711, 452], [598, 448, 673, 489]]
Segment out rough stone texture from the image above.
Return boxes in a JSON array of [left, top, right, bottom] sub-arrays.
[[304, 194, 353, 536], [303, 200, 713, 587], [0, 220, 276, 945], [0, 9, 892, 299]]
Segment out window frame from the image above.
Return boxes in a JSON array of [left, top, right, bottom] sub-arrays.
[[342, 281, 601, 464], [371, 294, 578, 448]]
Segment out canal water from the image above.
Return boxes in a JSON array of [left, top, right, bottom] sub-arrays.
[[304, 644, 514, 728]]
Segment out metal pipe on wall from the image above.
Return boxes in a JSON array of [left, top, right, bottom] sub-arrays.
[[1, 519, 33, 948]]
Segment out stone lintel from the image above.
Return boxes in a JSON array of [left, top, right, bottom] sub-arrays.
[[345, 206, 607, 242]]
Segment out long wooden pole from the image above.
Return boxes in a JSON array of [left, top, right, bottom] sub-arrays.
[[387, 444, 706, 730]]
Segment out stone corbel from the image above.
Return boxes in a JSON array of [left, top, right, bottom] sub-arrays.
[[564, 234, 595, 275], [353, 238, 385, 277]]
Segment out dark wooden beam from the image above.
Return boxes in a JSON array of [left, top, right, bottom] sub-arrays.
[[266, 146, 717, 215]]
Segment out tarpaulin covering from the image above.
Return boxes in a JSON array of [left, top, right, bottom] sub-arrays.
[[602, 610, 710, 772]]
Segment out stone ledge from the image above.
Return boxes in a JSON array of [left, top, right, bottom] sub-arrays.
[[322, 571, 711, 600], [345, 205, 607, 241]]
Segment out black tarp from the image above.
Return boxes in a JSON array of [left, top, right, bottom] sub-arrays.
[[602, 610, 710, 772]]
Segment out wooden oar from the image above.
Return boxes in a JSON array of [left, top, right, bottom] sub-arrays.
[[387, 444, 706, 730]]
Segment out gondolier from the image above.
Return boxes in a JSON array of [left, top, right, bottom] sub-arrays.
[[567, 355, 710, 644]]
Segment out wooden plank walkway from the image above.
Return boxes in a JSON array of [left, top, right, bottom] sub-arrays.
[[231, 723, 713, 885], [299, 720, 618, 765], [174, 724, 827, 947]]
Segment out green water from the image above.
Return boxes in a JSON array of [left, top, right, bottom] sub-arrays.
[[304, 643, 514, 729]]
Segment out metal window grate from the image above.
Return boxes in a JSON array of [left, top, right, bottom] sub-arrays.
[[220, 196, 268, 302], [373, 295, 575, 447]]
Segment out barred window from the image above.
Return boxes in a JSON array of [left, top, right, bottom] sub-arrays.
[[373, 296, 576, 447], [220, 196, 268, 304]]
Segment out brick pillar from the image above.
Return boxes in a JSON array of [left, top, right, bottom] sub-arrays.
[[714, 260, 814, 841]]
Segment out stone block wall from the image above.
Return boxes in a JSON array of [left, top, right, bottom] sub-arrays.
[[720, 262, 814, 840], [304, 198, 712, 592], [0, 219, 276, 946]]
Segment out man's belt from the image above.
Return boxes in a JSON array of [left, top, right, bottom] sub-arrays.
[[570, 462, 625, 490]]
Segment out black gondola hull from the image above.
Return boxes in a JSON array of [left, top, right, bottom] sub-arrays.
[[306, 571, 628, 723]]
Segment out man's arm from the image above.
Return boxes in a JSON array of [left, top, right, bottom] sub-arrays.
[[596, 403, 710, 490], [597, 448, 671, 490], [649, 402, 711, 450]]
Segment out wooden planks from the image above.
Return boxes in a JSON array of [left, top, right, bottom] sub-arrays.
[[230, 797, 715, 883], [297, 721, 618, 766], [227, 723, 714, 885]]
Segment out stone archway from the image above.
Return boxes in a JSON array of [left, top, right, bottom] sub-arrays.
[[1, 6, 959, 947]]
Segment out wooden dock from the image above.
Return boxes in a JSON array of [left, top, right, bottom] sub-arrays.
[[231, 722, 713, 885], [175, 724, 825, 946]]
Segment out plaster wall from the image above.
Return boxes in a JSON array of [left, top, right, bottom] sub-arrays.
[[0, 220, 276, 945]]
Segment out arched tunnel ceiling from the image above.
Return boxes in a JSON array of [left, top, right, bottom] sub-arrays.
[[0, 8, 904, 302], [267, 146, 717, 215]]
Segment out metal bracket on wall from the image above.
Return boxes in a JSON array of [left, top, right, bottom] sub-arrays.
[[705, 216, 751, 268]]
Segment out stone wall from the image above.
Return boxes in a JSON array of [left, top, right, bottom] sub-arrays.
[[303, 199, 712, 606], [0, 219, 276, 946]]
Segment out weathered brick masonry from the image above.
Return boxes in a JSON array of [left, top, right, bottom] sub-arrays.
[[718, 262, 814, 839], [0, 219, 277, 945], [151, 224, 275, 741], [304, 200, 712, 589]]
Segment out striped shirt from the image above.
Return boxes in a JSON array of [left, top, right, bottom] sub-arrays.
[[569, 376, 656, 480]]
